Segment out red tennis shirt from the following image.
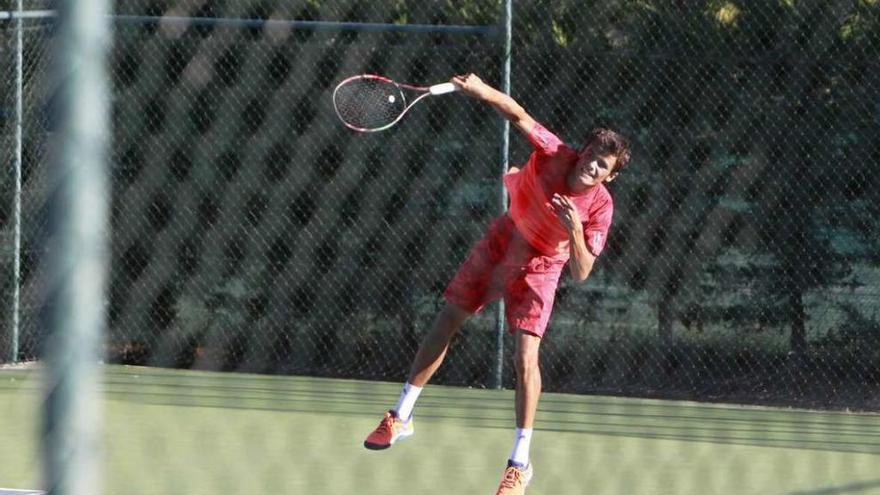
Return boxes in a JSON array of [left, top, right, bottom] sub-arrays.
[[503, 122, 614, 259]]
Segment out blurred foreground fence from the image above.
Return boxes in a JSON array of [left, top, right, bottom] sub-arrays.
[[1, 1, 879, 410]]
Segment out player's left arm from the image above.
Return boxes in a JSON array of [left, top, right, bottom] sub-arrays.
[[550, 193, 596, 282]]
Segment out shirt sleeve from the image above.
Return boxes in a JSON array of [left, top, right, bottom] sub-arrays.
[[583, 196, 614, 257], [527, 122, 566, 156]]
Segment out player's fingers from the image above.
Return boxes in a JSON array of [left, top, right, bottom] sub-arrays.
[[452, 75, 479, 94], [554, 199, 572, 213], [552, 204, 567, 217]]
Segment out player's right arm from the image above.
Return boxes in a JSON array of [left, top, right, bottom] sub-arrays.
[[451, 73, 536, 137]]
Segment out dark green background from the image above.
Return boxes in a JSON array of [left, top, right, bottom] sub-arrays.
[[1, 1, 878, 409]]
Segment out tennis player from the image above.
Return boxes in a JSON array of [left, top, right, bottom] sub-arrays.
[[363, 73, 631, 495]]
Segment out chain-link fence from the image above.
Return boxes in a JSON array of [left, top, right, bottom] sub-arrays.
[[2, 0, 879, 410], [0, 4, 52, 365]]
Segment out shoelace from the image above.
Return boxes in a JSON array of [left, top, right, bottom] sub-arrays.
[[375, 414, 395, 434], [499, 467, 523, 489]]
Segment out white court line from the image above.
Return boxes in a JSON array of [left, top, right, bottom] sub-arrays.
[[0, 489, 44, 494]]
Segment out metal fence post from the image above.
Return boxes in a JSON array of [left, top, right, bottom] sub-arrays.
[[42, 0, 111, 493], [493, 0, 513, 390], [11, 0, 24, 364]]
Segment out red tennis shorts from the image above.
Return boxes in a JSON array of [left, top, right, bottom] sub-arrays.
[[444, 214, 566, 337]]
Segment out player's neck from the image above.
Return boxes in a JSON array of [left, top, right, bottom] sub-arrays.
[[567, 182, 599, 196]]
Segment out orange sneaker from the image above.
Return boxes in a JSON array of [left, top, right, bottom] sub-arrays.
[[363, 410, 414, 450], [495, 461, 533, 495]]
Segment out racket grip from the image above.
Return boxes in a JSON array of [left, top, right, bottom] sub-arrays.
[[429, 82, 457, 95]]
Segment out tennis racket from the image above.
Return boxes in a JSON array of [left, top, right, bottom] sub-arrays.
[[332, 74, 457, 132]]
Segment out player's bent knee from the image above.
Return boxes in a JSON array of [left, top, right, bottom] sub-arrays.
[[429, 302, 472, 339], [439, 302, 473, 327]]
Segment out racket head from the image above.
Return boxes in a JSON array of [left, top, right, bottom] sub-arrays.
[[332, 74, 410, 132]]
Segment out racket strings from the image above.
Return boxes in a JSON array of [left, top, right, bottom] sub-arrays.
[[334, 79, 407, 131]]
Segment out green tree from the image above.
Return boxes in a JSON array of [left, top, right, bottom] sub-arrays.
[[740, 0, 877, 361]]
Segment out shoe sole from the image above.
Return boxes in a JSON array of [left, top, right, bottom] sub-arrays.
[[363, 441, 391, 450], [363, 428, 414, 450]]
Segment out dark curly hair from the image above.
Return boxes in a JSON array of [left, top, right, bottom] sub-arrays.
[[584, 128, 631, 173]]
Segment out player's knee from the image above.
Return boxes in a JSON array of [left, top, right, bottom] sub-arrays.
[[430, 303, 470, 339], [513, 349, 540, 377]]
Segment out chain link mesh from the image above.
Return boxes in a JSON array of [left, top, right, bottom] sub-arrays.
[[2, 0, 879, 410], [0, 11, 52, 363]]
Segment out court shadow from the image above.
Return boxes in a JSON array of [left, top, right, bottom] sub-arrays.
[[786, 479, 880, 495], [102, 366, 880, 456]]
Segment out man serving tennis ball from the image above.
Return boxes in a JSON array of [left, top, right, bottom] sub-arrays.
[[363, 73, 631, 495]]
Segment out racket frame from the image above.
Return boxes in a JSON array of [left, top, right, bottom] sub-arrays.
[[332, 74, 455, 132]]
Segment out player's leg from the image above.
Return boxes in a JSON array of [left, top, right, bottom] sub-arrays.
[[364, 218, 507, 451], [494, 331, 541, 494], [394, 216, 507, 415], [495, 261, 561, 493], [513, 330, 542, 430], [362, 303, 473, 450], [407, 301, 472, 387]]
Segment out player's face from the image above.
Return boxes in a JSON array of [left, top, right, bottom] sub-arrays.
[[568, 147, 618, 193]]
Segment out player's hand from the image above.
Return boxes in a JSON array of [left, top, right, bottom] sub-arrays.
[[550, 193, 583, 233], [451, 73, 489, 99]]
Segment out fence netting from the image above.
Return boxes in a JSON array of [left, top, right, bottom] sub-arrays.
[[2, 0, 879, 411], [0, 10, 52, 365]]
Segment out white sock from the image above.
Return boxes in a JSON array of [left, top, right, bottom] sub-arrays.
[[393, 382, 422, 422], [509, 428, 533, 466]]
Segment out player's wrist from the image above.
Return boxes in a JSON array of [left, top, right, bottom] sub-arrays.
[[474, 85, 495, 102]]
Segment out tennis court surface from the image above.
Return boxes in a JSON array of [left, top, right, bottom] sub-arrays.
[[2, 365, 878, 494]]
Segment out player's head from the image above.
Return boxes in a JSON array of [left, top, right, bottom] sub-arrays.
[[568, 128, 631, 192], [581, 128, 631, 174]]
